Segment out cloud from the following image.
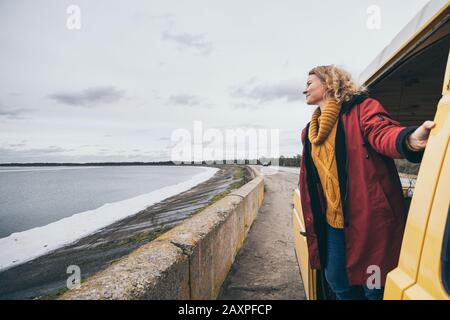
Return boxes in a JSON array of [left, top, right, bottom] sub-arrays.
[[231, 78, 304, 104], [8, 141, 27, 148], [159, 15, 213, 56], [0, 146, 76, 162], [48, 86, 125, 107], [24, 146, 74, 154], [0, 101, 33, 119], [162, 30, 213, 55], [215, 123, 267, 129], [0, 152, 147, 164], [231, 102, 262, 110], [167, 93, 211, 108], [0, 146, 161, 163], [0, 108, 33, 119]]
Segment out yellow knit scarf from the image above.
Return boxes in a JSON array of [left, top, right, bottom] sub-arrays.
[[308, 98, 344, 228], [308, 98, 342, 145]]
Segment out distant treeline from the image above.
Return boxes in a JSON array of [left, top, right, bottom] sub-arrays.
[[0, 156, 302, 167], [0, 156, 418, 175], [279, 155, 301, 167], [0, 161, 178, 167]]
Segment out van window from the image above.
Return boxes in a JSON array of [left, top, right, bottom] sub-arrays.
[[442, 205, 450, 295]]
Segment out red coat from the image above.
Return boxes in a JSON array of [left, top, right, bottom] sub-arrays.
[[298, 93, 424, 286]]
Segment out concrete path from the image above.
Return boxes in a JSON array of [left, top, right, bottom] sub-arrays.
[[218, 165, 306, 300]]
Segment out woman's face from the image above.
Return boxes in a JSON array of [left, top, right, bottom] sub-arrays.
[[303, 74, 326, 105]]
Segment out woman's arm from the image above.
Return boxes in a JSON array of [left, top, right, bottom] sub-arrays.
[[359, 98, 433, 163]]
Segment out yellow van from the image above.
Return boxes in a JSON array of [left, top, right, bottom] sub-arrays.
[[292, 0, 450, 300]]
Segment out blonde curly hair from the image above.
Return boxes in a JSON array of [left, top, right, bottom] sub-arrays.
[[308, 65, 368, 104]]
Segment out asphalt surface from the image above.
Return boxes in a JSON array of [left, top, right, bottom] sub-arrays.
[[218, 165, 306, 300]]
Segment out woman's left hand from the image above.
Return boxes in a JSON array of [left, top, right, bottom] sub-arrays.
[[406, 120, 436, 151]]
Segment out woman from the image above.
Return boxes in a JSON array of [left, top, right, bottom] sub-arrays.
[[299, 65, 435, 300]]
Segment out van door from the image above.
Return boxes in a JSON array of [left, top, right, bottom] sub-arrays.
[[403, 139, 449, 299], [402, 53, 450, 299], [384, 50, 450, 300]]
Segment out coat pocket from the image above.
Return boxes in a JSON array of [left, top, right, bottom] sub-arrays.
[[372, 181, 397, 223]]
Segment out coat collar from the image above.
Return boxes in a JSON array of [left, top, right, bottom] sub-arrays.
[[341, 92, 370, 114]]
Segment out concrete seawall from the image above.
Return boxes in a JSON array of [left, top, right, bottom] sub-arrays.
[[60, 165, 264, 300]]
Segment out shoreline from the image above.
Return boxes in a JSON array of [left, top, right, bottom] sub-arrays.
[[0, 166, 218, 272], [0, 165, 250, 300]]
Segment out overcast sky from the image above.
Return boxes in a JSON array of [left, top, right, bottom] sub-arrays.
[[0, 0, 431, 163]]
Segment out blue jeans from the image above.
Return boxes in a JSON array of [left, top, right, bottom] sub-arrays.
[[324, 224, 385, 300]]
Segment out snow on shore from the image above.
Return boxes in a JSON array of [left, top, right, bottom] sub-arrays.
[[0, 166, 218, 272]]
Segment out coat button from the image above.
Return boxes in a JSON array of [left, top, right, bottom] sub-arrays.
[[365, 154, 369, 159]]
